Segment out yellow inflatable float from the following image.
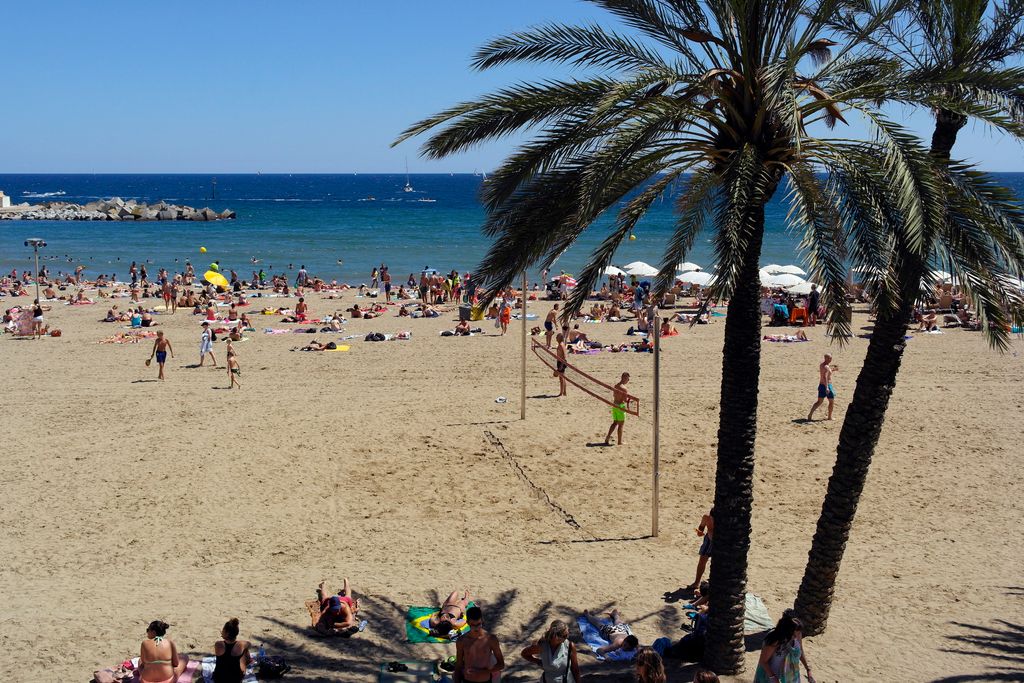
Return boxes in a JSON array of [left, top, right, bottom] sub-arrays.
[[204, 270, 229, 292]]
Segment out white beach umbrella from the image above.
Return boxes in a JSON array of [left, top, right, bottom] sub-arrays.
[[787, 281, 818, 295], [625, 262, 660, 277], [764, 273, 806, 287], [676, 261, 702, 273], [603, 266, 626, 276], [931, 269, 952, 282], [777, 264, 807, 275], [678, 270, 715, 285], [762, 264, 785, 274], [623, 260, 652, 271]]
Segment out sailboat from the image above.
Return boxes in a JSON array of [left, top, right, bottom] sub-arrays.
[[403, 158, 414, 193]]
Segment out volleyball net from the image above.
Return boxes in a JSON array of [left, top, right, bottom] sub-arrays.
[[531, 340, 640, 416]]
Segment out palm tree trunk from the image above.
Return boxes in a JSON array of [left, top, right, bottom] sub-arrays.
[[793, 296, 914, 634], [703, 200, 768, 674], [795, 109, 960, 634], [930, 108, 968, 160]]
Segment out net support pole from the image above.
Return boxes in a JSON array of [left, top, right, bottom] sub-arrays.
[[652, 314, 661, 537], [521, 271, 528, 421]]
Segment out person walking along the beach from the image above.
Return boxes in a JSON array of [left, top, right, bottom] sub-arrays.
[[147, 331, 174, 381], [807, 354, 836, 421], [455, 605, 504, 683], [226, 340, 241, 389], [545, 304, 559, 348], [554, 333, 568, 397], [754, 610, 815, 683], [382, 267, 392, 302], [685, 507, 714, 591], [807, 284, 820, 327], [199, 322, 218, 368], [521, 620, 581, 683], [604, 372, 630, 446]]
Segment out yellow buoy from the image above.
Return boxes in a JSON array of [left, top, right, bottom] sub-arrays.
[[199, 246, 207, 253], [629, 234, 637, 241]]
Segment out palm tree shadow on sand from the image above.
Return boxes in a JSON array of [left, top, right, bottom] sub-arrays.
[[931, 590, 1024, 682], [247, 590, 721, 681]]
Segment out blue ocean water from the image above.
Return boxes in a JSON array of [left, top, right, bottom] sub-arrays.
[[1, 173, 1022, 283]]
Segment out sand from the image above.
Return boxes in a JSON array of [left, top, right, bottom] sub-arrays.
[[2, 291, 1022, 682]]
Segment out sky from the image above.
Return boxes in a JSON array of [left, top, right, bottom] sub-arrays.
[[2, 0, 1021, 173]]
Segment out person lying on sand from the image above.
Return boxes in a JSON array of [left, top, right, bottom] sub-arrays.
[[584, 608, 639, 655], [296, 339, 337, 351], [315, 579, 362, 636], [429, 589, 471, 637]]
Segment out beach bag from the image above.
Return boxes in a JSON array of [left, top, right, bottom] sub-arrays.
[[257, 655, 292, 679], [211, 331, 218, 341]]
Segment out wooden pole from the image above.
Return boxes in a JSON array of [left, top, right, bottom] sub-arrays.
[[521, 271, 528, 421], [652, 314, 661, 537]]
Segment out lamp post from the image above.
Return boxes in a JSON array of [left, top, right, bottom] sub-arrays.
[[24, 238, 46, 302]]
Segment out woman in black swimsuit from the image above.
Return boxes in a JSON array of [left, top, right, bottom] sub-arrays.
[[429, 589, 470, 636], [212, 617, 250, 683]]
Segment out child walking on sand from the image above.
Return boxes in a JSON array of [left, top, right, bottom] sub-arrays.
[[226, 340, 241, 389], [147, 331, 174, 381]]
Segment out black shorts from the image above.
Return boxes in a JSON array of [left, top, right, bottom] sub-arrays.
[[384, 283, 391, 292], [557, 361, 567, 374], [544, 321, 554, 331]]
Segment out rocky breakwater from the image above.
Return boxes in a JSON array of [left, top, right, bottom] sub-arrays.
[[0, 197, 236, 221]]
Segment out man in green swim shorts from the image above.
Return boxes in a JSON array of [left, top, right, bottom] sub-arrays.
[[603, 372, 630, 446]]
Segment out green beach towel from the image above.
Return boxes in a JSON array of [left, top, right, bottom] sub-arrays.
[[405, 603, 474, 643]]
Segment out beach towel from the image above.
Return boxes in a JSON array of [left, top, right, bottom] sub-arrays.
[[263, 328, 292, 334], [576, 616, 637, 662], [744, 593, 773, 634], [405, 605, 473, 643], [200, 653, 257, 682]]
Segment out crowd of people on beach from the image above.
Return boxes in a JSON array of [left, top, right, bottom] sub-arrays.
[[118, 573, 816, 683]]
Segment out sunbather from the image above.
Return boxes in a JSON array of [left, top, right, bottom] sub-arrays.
[[315, 579, 361, 636], [584, 608, 639, 655], [212, 617, 251, 683], [429, 589, 471, 637], [139, 620, 189, 683]]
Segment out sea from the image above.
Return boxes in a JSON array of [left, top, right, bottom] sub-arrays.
[[2, 173, 1022, 284]]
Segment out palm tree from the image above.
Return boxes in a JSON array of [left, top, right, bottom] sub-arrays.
[[395, 0, 1020, 672], [794, 0, 1024, 635]]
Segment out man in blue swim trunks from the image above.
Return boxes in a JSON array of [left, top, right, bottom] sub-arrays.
[[808, 353, 836, 421], [147, 330, 174, 381]]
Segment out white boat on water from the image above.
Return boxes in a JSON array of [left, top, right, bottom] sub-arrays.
[[403, 158, 413, 193]]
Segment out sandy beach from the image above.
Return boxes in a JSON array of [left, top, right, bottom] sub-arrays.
[[2, 292, 1022, 682]]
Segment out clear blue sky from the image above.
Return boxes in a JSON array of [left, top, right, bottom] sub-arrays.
[[3, 0, 1021, 173]]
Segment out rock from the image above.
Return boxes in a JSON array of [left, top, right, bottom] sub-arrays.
[[218, 209, 236, 219], [83, 201, 102, 212], [202, 207, 218, 221], [157, 209, 176, 220]]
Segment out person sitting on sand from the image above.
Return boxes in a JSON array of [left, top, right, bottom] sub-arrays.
[[348, 304, 364, 319], [584, 608, 639, 655], [454, 318, 472, 336], [916, 309, 939, 332], [139, 620, 189, 683], [295, 297, 309, 322], [103, 307, 118, 322], [567, 324, 591, 345], [429, 589, 471, 637], [212, 617, 251, 683], [315, 579, 362, 636], [660, 319, 678, 336]]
